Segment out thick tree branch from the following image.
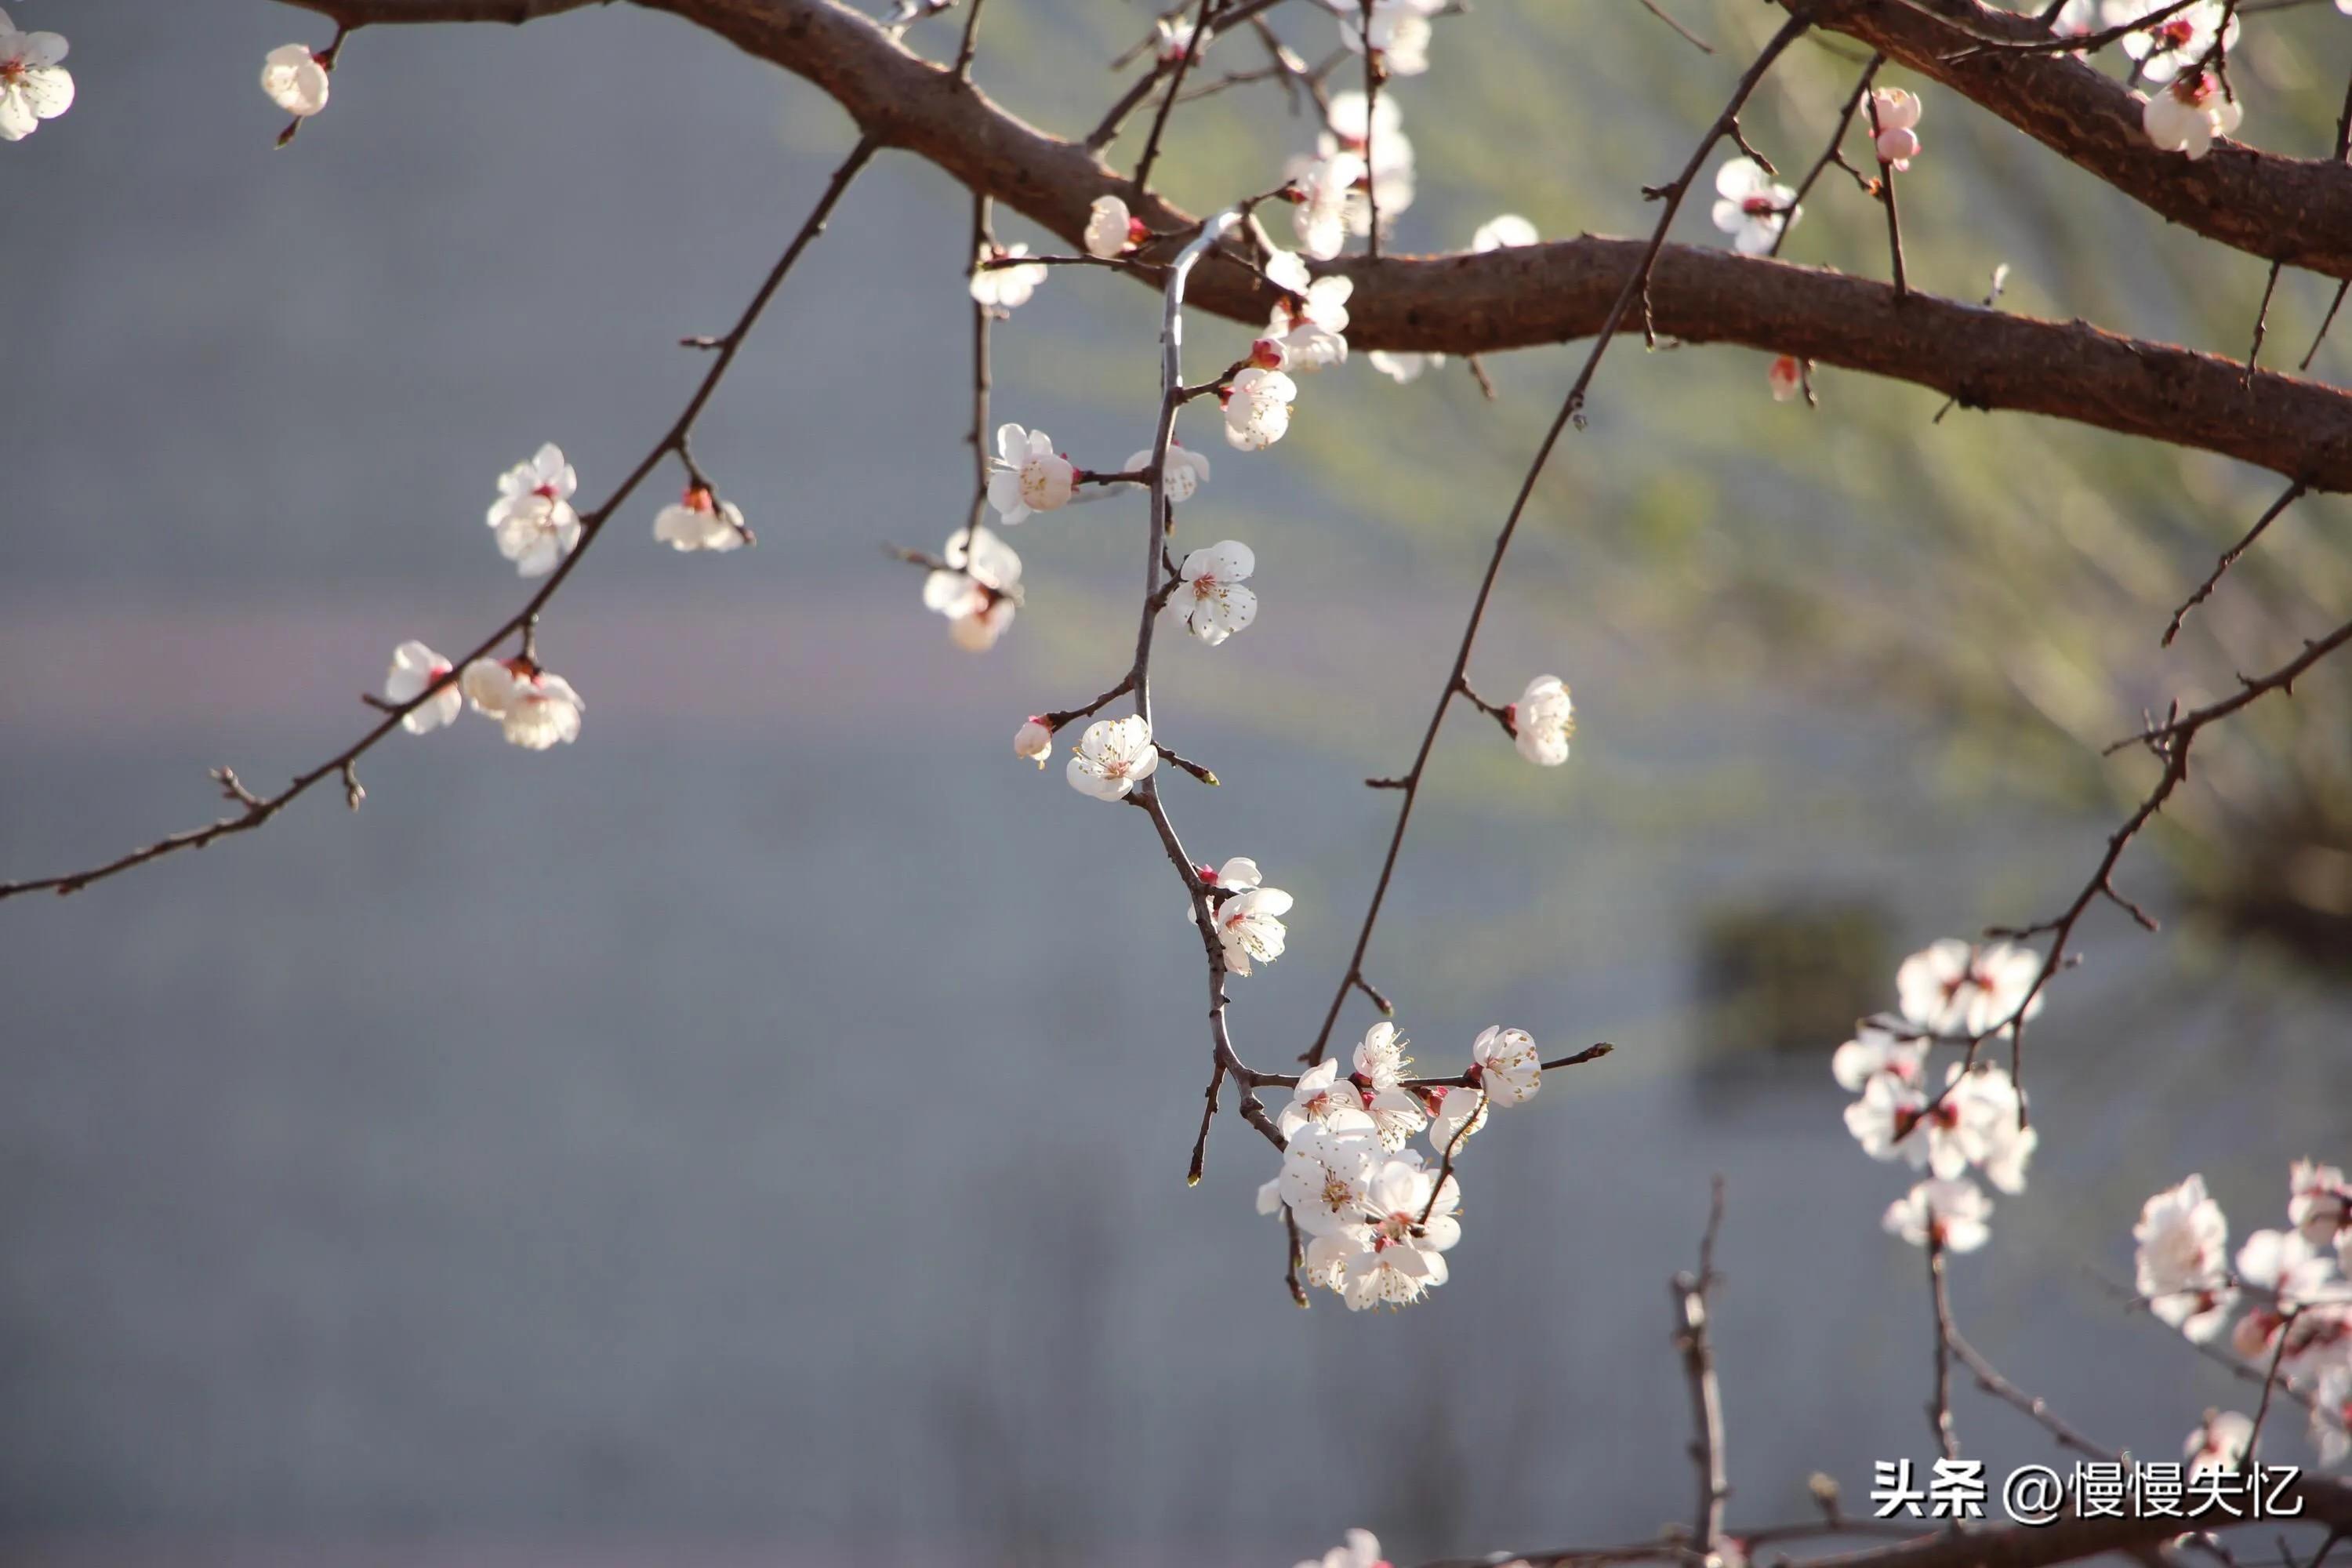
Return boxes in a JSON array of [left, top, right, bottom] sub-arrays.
[[1794, 0, 2352, 280], [288, 0, 2352, 491]]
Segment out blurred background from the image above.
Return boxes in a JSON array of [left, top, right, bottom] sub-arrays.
[[2, 2, 2348, 1564]]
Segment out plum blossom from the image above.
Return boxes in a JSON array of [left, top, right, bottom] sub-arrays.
[[1320, 92, 1414, 232], [1294, 1530, 1388, 1568], [1084, 194, 1142, 259], [0, 12, 71, 142], [383, 641, 463, 735], [1769, 355, 1805, 403], [1290, 149, 1364, 260], [1425, 1083, 1487, 1153], [1511, 675, 1575, 766], [1871, 88, 1922, 169], [1469, 1025, 1542, 1107], [922, 525, 1022, 651], [1473, 214, 1539, 252], [1153, 16, 1210, 61], [2107, 0, 2238, 85], [1177, 539, 1258, 644], [2232, 1229, 2339, 1360], [2144, 71, 2241, 160], [985, 423, 1076, 524], [1265, 250, 1353, 373], [261, 44, 331, 119], [2135, 1174, 2236, 1341], [462, 659, 584, 750], [1279, 1123, 1379, 1234], [1123, 441, 1210, 503], [1339, 0, 1436, 76], [1013, 717, 1053, 768], [1214, 883, 1294, 976], [1896, 938, 2044, 1037], [969, 244, 1047, 311], [2184, 1410, 2252, 1476], [1832, 1025, 1927, 1093], [1066, 714, 1157, 801], [486, 444, 582, 579], [1351, 1022, 1430, 1151], [1845, 1062, 2032, 1189], [2292, 1160, 2351, 1248], [653, 486, 747, 553], [1277, 1060, 1376, 1143], [1367, 350, 1446, 384], [1312, 1153, 1462, 1309], [1711, 158, 1798, 256], [1883, 1178, 1991, 1252], [1223, 366, 1297, 450]]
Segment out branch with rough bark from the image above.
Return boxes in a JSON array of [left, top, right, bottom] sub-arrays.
[[281, 0, 2352, 490]]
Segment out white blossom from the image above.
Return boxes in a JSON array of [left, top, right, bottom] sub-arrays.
[[1871, 87, 1922, 169], [261, 44, 331, 119], [2107, 0, 2238, 84], [1472, 213, 1539, 252], [1367, 350, 1446, 384], [1882, 1178, 1991, 1253], [2233, 1229, 2339, 1359], [1084, 194, 1140, 259], [1470, 1025, 1542, 1107], [1711, 158, 1798, 256], [383, 641, 463, 735], [1223, 366, 1298, 450], [0, 11, 71, 142], [1065, 713, 1157, 801], [2292, 1160, 2351, 1248], [1325, 1153, 1461, 1309], [1265, 249, 1353, 372], [2144, 71, 2241, 160], [1339, 0, 1436, 76], [1896, 938, 2044, 1037], [1320, 92, 1414, 231], [1351, 1022, 1430, 1151], [1176, 539, 1258, 644], [1279, 1123, 1379, 1234], [1290, 149, 1364, 260], [486, 443, 582, 579], [2135, 1174, 2236, 1342], [1769, 354, 1805, 403], [1512, 674, 1575, 766], [2184, 1410, 2253, 1476], [969, 244, 1047, 311], [985, 423, 1076, 524], [1294, 1529, 1386, 1568], [652, 486, 747, 553], [1154, 16, 1210, 61], [1123, 441, 1211, 503], [1277, 1060, 1376, 1143], [1831, 1025, 1927, 1093], [1425, 1083, 1488, 1154], [922, 525, 1022, 651], [1013, 717, 1054, 768], [461, 659, 584, 750], [1214, 883, 1294, 976]]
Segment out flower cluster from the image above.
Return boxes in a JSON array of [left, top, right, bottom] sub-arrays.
[[1254, 1021, 1544, 1309], [382, 642, 585, 750], [2132, 1165, 2352, 1466], [921, 524, 1022, 651], [1184, 855, 1294, 975], [1831, 938, 2049, 1255], [1285, 92, 1414, 258]]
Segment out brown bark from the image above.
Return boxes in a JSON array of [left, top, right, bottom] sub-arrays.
[[285, 0, 2352, 492]]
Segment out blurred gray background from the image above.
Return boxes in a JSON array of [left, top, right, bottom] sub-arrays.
[[4, 2, 2350, 1564]]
